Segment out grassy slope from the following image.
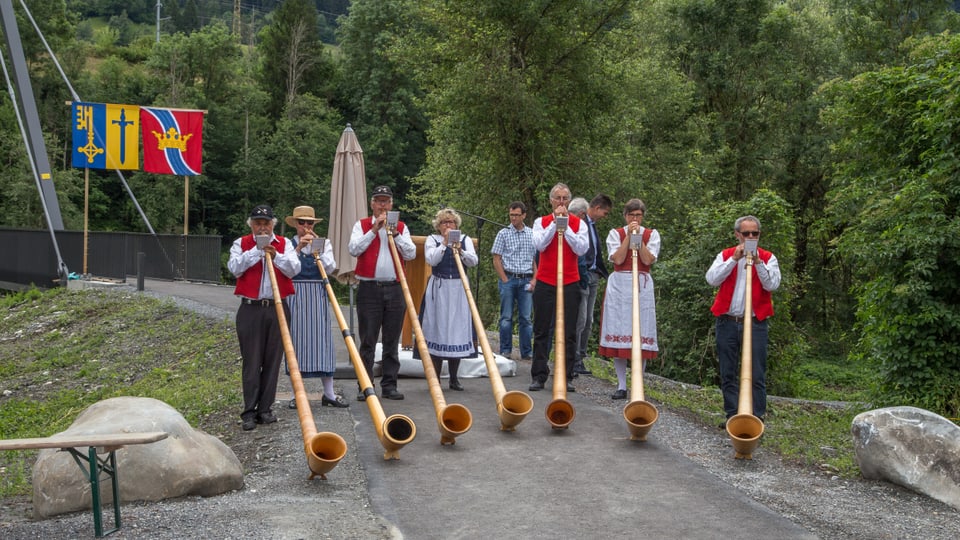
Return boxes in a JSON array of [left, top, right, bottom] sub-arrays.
[[0, 288, 241, 497]]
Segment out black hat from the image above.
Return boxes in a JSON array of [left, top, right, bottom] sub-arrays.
[[371, 185, 393, 198], [249, 204, 274, 220]]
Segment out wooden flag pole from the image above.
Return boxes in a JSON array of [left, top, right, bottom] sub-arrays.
[[83, 167, 89, 275], [183, 175, 189, 235]]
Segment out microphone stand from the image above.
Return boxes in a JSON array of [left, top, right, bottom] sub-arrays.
[[448, 208, 507, 315]]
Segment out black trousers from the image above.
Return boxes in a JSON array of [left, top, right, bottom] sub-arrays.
[[531, 281, 580, 384], [357, 281, 405, 391], [236, 300, 289, 420]]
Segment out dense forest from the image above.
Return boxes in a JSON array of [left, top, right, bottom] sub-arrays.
[[2, 0, 958, 416]]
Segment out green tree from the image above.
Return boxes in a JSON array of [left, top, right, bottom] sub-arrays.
[[394, 0, 639, 219], [256, 0, 336, 119], [830, 0, 960, 68], [821, 33, 960, 416], [336, 0, 428, 200], [232, 93, 343, 234]]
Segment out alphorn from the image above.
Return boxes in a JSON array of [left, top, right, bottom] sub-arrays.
[[545, 217, 575, 429], [385, 228, 472, 445], [263, 250, 347, 479], [725, 252, 765, 459], [450, 239, 534, 431], [310, 241, 416, 460], [622, 232, 658, 441]]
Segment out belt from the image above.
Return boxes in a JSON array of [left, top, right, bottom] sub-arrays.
[[432, 272, 458, 279], [719, 314, 757, 323], [507, 273, 533, 279], [241, 298, 275, 306], [361, 280, 399, 287]]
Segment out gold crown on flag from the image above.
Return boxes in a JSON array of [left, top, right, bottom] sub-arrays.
[[152, 127, 193, 151]]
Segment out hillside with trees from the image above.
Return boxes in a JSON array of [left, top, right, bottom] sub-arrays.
[[1, 0, 958, 417]]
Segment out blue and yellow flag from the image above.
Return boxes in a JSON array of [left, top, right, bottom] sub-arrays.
[[71, 102, 140, 170]]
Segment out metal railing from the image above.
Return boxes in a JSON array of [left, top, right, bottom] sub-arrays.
[[0, 228, 222, 289]]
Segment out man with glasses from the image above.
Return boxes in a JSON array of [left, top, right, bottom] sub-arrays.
[[706, 215, 781, 428], [349, 185, 416, 401], [528, 184, 589, 392], [491, 202, 537, 361]]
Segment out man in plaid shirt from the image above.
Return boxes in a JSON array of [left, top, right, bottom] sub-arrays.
[[491, 201, 537, 361]]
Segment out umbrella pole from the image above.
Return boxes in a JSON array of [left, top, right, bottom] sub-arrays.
[[349, 283, 356, 335]]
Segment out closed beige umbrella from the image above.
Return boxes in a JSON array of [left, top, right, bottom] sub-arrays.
[[328, 124, 368, 284]]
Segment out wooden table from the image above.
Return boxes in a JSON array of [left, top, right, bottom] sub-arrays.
[[0, 431, 169, 537]]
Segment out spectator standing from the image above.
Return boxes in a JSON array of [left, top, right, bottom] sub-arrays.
[[491, 202, 537, 361], [572, 194, 612, 376]]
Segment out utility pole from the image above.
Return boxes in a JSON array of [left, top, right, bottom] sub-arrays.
[[233, 0, 241, 40]]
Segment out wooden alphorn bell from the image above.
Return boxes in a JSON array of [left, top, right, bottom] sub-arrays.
[[622, 230, 659, 441], [309, 238, 416, 460], [449, 235, 534, 431], [725, 252, 765, 459], [383, 218, 472, 445], [261, 244, 346, 479], [545, 216, 575, 429]]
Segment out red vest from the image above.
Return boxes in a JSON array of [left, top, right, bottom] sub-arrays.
[[355, 218, 406, 280], [611, 228, 653, 273], [710, 247, 774, 321], [535, 214, 583, 286], [233, 234, 294, 299]]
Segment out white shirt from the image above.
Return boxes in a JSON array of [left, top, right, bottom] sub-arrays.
[[531, 215, 589, 256], [424, 234, 479, 268], [227, 233, 300, 299], [347, 219, 417, 280], [705, 250, 781, 316]]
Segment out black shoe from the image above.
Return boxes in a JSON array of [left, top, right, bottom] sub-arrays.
[[571, 371, 579, 379], [242, 418, 256, 431], [322, 395, 349, 408], [718, 420, 728, 429], [256, 411, 277, 424], [611, 389, 627, 400], [449, 381, 464, 391], [566, 383, 576, 393], [528, 380, 544, 391], [288, 398, 297, 409], [576, 368, 593, 375], [357, 391, 366, 402], [382, 389, 405, 400]]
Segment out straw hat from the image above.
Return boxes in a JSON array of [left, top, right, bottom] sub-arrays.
[[285, 206, 324, 227]]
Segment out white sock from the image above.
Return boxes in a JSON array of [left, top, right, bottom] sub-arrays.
[[614, 358, 628, 390], [322, 377, 336, 400]]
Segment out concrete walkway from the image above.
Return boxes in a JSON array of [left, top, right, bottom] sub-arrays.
[[122, 278, 814, 539]]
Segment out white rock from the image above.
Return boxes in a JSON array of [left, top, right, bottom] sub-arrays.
[[852, 406, 960, 510]]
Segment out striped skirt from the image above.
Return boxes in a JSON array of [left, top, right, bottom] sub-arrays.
[[286, 280, 336, 377]]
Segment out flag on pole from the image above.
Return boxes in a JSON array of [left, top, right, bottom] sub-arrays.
[[140, 107, 204, 175], [71, 102, 140, 170]]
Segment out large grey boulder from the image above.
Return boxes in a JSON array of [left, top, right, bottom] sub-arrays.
[[852, 406, 960, 510], [32, 396, 243, 518]]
